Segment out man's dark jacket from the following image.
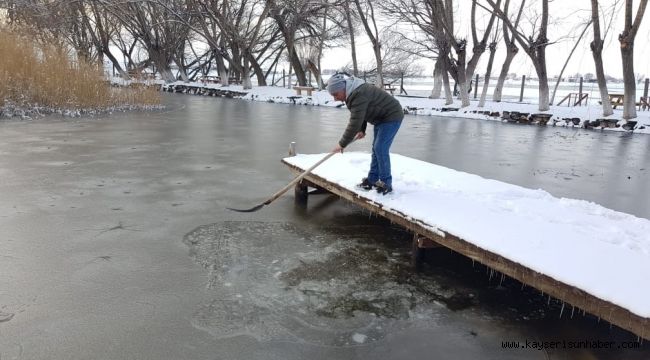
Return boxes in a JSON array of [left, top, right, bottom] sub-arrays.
[[339, 83, 404, 148]]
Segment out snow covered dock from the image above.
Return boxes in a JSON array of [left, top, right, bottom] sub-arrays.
[[282, 152, 650, 340]]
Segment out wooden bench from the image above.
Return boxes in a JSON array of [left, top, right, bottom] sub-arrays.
[[608, 94, 624, 109], [293, 86, 316, 96], [383, 83, 396, 95], [200, 75, 220, 84], [602, 94, 649, 110]]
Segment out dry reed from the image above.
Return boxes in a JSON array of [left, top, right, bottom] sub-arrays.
[[0, 29, 160, 112]]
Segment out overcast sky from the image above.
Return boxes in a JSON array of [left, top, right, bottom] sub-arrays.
[[322, 1, 650, 79]]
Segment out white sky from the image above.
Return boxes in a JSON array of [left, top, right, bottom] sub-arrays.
[[322, 1, 650, 79]]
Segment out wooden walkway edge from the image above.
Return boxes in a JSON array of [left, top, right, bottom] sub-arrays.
[[282, 159, 650, 341]]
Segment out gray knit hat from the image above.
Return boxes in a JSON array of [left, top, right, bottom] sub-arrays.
[[327, 73, 347, 94]]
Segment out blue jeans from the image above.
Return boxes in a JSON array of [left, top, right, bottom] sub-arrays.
[[367, 120, 402, 187]]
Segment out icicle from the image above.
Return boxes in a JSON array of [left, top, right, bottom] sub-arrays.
[[547, 295, 551, 306], [489, 269, 494, 281], [521, 283, 525, 290], [570, 306, 575, 319], [559, 302, 565, 319], [472, 259, 475, 267], [499, 273, 505, 287]]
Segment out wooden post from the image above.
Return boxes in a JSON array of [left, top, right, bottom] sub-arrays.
[[288, 142, 296, 156], [644, 78, 649, 100], [578, 76, 583, 106], [474, 74, 479, 99], [308, 71, 312, 87], [411, 233, 425, 270], [400, 72, 404, 94], [519, 75, 526, 102], [283, 69, 286, 88], [363, 71, 366, 81]]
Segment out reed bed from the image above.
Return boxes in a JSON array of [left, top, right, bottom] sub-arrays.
[[0, 29, 160, 115]]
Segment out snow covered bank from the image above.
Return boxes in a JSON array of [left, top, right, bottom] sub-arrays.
[[237, 86, 650, 135], [285, 152, 650, 318], [0, 101, 164, 120]]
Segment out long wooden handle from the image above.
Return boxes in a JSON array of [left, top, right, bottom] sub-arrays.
[[263, 151, 337, 205]]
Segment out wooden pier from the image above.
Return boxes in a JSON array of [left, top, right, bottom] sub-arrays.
[[282, 152, 650, 341]]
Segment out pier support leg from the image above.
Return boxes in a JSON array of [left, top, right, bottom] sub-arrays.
[[412, 233, 426, 270], [294, 180, 309, 207], [412, 234, 442, 270]]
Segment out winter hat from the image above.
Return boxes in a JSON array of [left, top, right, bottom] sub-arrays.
[[327, 73, 347, 94]]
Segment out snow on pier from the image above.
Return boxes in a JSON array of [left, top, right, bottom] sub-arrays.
[[282, 152, 650, 339]]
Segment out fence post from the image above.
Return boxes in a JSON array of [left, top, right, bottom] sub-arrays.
[[578, 76, 583, 106], [519, 75, 526, 102], [474, 74, 479, 99], [644, 78, 649, 101], [283, 69, 286, 88], [363, 71, 366, 81]]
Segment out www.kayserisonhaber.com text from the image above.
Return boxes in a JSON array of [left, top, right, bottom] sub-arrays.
[[501, 340, 640, 350]]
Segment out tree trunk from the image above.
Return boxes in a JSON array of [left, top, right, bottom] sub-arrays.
[[345, 0, 358, 76], [250, 55, 267, 86], [618, 0, 648, 119], [307, 60, 323, 90], [455, 47, 470, 107], [442, 60, 453, 105], [242, 57, 252, 89], [104, 50, 129, 79], [175, 57, 190, 82], [479, 43, 497, 107], [620, 42, 637, 119], [534, 53, 550, 111], [591, 0, 613, 116], [288, 44, 307, 86], [490, 0, 522, 102], [430, 58, 443, 99], [214, 48, 229, 86], [149, 49, 174, 82], [373, 42, 383, 87]]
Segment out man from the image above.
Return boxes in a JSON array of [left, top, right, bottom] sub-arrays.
[[328, 73, 404, 195]]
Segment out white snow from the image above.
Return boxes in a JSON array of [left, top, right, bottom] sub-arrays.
[[352, 333, 368, 344], [284, 152, 650, 318], [238, 86, 650, 135]]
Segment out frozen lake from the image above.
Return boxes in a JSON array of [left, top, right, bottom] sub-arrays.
[[0, 94, 648, 359]]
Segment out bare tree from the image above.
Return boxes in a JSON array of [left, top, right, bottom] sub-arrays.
[[353, 0, 384, 86], [101, 0, 192, 82], [618, 0, 648, 119], [590, 0, 618, 116], [465, 0, 500, 90], [486, 0, 551, 111], [492, 0, 524, 102], [343, 0, 359, 76], [478, 25, 500, 107], [268, 0, 329, 86], [550, 20, 592, 105], [379, 0, 454, 103]]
